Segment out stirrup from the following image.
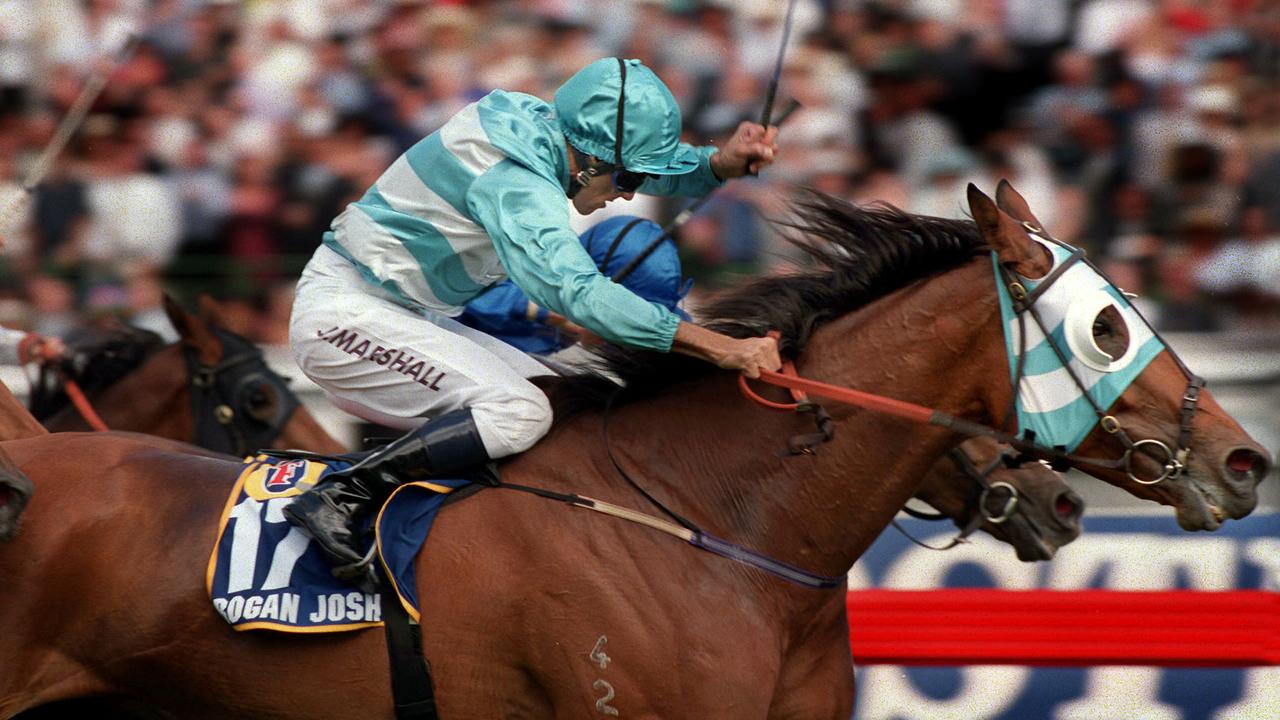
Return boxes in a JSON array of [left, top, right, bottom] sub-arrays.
[[332, 541, 379, 591]]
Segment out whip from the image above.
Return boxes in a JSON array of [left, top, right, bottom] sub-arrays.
[[0, 33, 141, 247]]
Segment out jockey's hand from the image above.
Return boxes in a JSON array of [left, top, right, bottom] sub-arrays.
[[672, 323, 781, 379], [18, 333, 66, 365], [710, 121, 780, 179]]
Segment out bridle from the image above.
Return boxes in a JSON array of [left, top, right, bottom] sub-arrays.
[[741, 224, 1207, 487], [894, 446, 1024, 551], [995, 222, 1204, 485], [181, 328, 299, 457]]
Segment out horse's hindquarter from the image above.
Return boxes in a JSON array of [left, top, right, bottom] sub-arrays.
[[0, 435, 393, 719], [416, 475, 790, 719]]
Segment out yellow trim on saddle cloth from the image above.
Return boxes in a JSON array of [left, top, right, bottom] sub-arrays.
[[205, 458, 260, 600], [375, 480, 458, 623]]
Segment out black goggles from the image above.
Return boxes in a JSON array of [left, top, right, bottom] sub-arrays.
[[611, 167, 652, 193]]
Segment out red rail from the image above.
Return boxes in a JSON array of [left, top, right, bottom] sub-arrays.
[[847, 589, 1280, 667]]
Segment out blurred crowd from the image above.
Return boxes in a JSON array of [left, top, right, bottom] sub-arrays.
[[0, 0, 1278, 349]]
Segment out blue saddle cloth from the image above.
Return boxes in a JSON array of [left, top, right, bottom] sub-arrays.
[[207, 455, 471, 632]]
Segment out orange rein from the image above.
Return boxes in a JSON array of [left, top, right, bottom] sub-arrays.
[[60, 375, 109, 432], [739, 364, 935, 425]]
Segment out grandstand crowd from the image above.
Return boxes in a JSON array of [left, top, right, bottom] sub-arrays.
[[0, 0, 1277, 348]]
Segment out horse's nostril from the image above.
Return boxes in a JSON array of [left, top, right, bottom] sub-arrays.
[[1226, 448, 1269, 479], [1054, 492, 1081, 521]]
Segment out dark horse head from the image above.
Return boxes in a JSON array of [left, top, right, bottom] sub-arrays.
[[32, 296, 345, 456], [913, 437, 1084, 561]]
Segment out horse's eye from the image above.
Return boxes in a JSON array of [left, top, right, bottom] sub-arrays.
[[1092, 305, 1129, 362], [244, 384, 278, 422], [1065, 293, 1132, 371]]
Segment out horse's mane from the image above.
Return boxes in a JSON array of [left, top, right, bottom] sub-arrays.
[[548, 191, 988, 415], [29, 324, 167, 420]]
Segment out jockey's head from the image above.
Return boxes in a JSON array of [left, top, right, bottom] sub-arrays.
[[582, 216, 692, 320], [556, 58, 700, 209]]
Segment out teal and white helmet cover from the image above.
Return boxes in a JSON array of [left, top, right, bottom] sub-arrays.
[[995, 236, 1166, 452], [554, 58, 701, 175]]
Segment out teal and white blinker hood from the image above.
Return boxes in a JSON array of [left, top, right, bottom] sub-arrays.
[[994, 235, 1166, 453]]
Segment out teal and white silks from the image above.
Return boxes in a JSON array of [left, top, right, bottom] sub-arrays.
[[995, 237, 1165, 452]]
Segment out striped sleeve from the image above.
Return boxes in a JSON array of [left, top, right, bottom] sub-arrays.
[[467, 161, 680, 352]]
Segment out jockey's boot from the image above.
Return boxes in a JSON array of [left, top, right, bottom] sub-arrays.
[[283, 409, 489, 575]]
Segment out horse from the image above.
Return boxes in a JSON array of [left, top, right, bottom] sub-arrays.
[[30, 296, 345, 456], [0, 182, 1267, 719], [909, 438, 1082, 561]]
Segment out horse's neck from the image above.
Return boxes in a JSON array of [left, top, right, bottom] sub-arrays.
[[47, 348, 192, 438], [584, 261, 1007, 583]]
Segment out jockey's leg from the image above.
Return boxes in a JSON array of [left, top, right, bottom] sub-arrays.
[[283, 246, 554, 570], [282, 407, 489, 570]]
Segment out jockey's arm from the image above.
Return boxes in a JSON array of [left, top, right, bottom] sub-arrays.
[[469, 164, 680, 351], [0, 327, 63, 366], [468, 165, 779, 375]]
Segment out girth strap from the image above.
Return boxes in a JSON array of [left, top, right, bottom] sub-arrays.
[[379, 569, 438, 720]]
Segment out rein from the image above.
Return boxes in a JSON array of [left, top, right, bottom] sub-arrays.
[[60, 375, 110, 432]]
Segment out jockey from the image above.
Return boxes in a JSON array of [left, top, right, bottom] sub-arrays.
[[285, 57, 781, 574], [458, 215, 691, 355]]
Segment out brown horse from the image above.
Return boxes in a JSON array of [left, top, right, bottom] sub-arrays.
[[0, 182, 1267, 719], [910, 438, 1082, 561], [32, 296, 344, 456]]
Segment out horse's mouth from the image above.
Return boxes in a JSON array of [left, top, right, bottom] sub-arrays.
[[1176, 478, 1225, 531], [1006, 515, 1058, 562]]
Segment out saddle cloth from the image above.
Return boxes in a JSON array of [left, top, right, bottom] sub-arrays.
[[207, 455, 471, 632]]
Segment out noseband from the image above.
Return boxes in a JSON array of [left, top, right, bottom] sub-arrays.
[[183, 328, 299, 457]]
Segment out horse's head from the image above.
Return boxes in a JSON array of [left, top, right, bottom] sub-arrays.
[[913, 437, 1083, 562], [152, 295, 345, 456], [28, 324, 165, 421], [968, 181, 1271, 530], [0, 445, 33, 542]]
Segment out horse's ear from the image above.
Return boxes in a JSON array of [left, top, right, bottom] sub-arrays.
[[163, 294, 223, 364], [196, 294, 226, 328], [994, 179, 1047, 232], [966, 183, 1052, 278]]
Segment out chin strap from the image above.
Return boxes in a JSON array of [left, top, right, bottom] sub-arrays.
[[567, 145, 603, 200]]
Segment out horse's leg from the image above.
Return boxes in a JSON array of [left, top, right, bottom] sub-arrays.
[[766, 595, 856, 720], [0, 381, 46, 440]]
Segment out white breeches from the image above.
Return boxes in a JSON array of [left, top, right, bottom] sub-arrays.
[[289, 245, 555, 458]]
